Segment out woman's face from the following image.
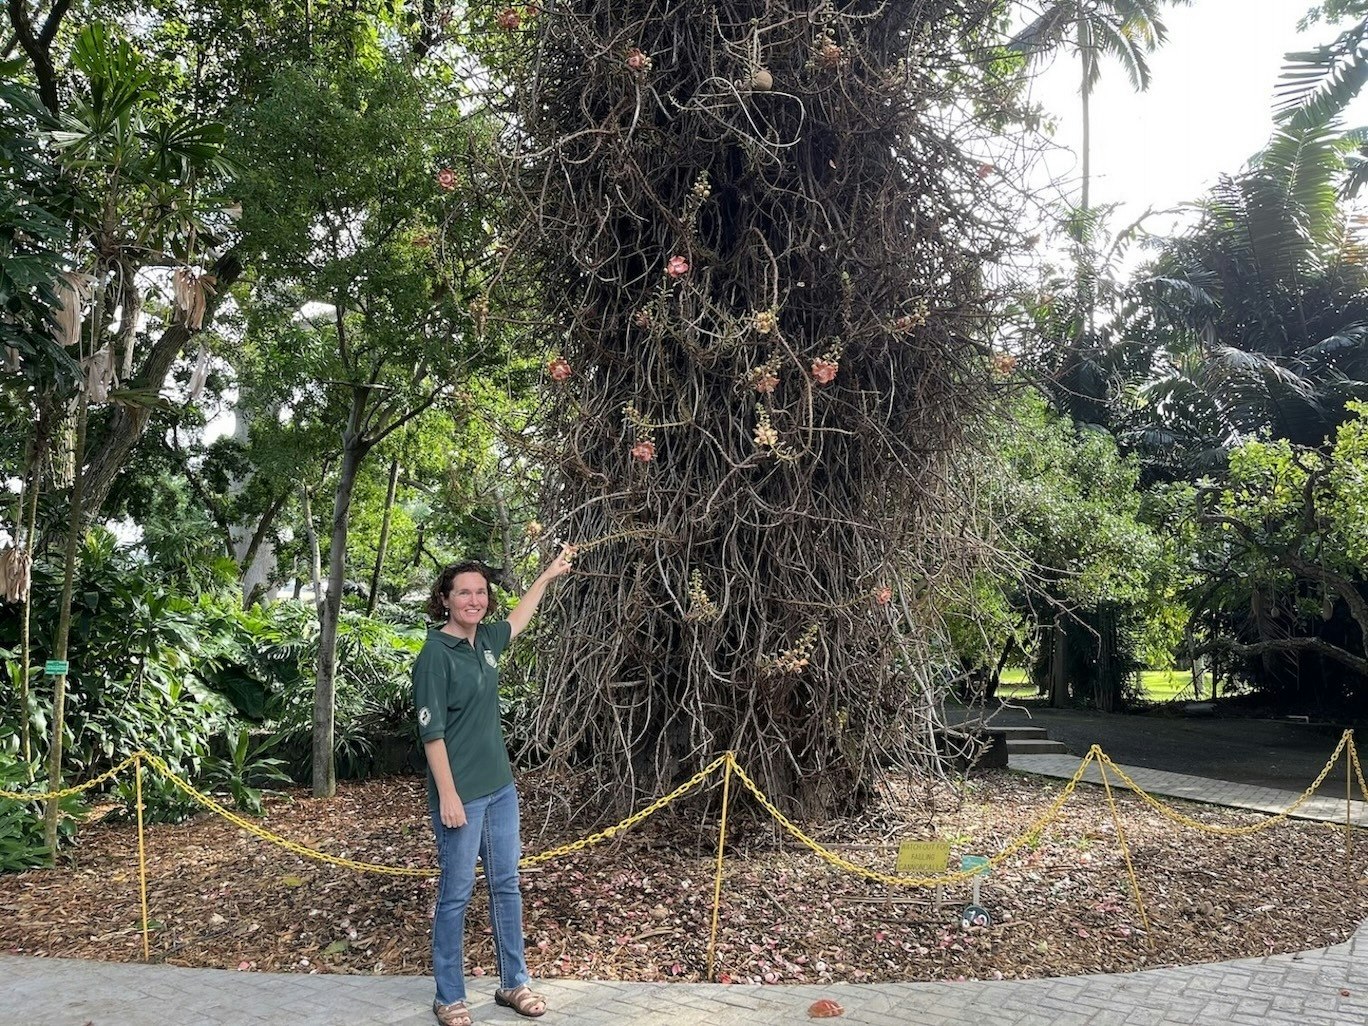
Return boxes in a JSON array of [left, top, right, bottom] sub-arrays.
[[445, 571, 489, 630]]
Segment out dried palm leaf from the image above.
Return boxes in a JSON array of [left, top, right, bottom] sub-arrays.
[[172, 268, 217, 330], [53, 272, 95, 347]]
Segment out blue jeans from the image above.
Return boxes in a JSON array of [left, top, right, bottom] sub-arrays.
[[430, 782, 531, 1005]]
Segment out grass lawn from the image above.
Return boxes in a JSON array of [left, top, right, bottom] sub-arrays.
[[994, 668, 1196, 703]]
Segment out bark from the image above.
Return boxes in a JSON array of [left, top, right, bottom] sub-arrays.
[[1195, 505, 1368, 683], [5, 0, 69, 114], [43, 389, 88, 853], [364, 458, 400, 615], [1203, 637, 1368, 678], [238, 490, 289, 608], [1048, 621, 1069, 708], [18, 431, 42, 779], [313, 392, 372, 798], [300, 485, 323, 618]]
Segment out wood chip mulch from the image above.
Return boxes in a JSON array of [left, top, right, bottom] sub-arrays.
[[2, 768, 1365, 985]]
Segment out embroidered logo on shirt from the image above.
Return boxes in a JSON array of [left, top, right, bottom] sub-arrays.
[[484, 650, 497, 668], [418, 707, 431, 727]]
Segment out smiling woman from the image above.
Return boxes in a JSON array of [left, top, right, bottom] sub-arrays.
[[411, 551, 574, 1026]]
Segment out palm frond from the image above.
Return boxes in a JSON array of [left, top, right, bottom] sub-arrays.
[[1276, 19, 1368, 131], [1006, 4, 1080, 58], [1092, 17, 1151, 91]]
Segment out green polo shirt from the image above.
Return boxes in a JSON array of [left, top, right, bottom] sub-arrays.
[[412, 621, 515, 812]]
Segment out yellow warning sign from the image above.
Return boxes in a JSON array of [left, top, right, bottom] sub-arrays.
[[895, 839, 951, 875]]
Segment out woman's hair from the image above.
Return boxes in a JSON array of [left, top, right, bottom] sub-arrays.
[[426, 560, 495, 622]]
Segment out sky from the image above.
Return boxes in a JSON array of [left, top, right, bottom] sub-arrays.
[[1022, 0, 1364, 234]]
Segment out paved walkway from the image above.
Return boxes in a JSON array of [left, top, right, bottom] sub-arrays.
[[4, 758, 1367, 1026], [1009, 753, 1368, 827]]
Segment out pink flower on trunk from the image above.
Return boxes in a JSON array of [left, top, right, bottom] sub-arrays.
[[875, 585, 893, 605], [811, 358, 838, 384], [496, 7, 521, 30], [666, 255, 690, 278], [547, 355, 572, 381], [631, 440, 656, 462], [627, 48, 650, 72], [436, 168, 458, 191]]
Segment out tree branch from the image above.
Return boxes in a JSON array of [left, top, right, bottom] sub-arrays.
[[81, 249, 243, 518], [6, 0, 62, 112], [1202, 636, 1368, 677]]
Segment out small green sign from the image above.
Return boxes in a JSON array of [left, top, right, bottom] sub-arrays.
[[44, 659, 69, 675], [960, 855, 991, 877]]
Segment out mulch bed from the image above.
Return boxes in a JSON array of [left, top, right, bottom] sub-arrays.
[[2, 768, 1365, 985]]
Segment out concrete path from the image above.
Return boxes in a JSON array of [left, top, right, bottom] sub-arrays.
[[4, 756, 1368, 1026], [5, 926, 1366, 1026], [1009, 753, 1368, 827]]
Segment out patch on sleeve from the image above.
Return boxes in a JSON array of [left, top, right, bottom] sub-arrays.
[[418, 707, 432, 727], [484, 650, 497, 668]]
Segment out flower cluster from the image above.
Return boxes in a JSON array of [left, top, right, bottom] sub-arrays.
[[468, 294, 489, 336], [874, 584, 893, 606], [813, 35, 844, 70], [626, 47, 652, 74], [810, 340, 844, 385], [436, 167, 458, 191], [758, 624, 819, 675], [893, 299, 929, 333], [685, 569, 720, 623], [753, 309, 777, 335], [746, 354, 781, 394], [752, 404, 778, 448], [495, 7, 522, 31], [547, 355, 572, 382], [623, 403, 657, 462], [666, 255, 690, 278]]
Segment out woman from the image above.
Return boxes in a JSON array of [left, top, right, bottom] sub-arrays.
[[413, 549, 574, 1026]]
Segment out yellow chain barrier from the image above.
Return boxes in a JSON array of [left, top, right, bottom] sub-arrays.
[[2, 731, 1363, 972], [520, 753, 729, 867], [1095, 730, 1353, 837], [1095, 751, 1153, 949], [726, 749, 1100, 887], [0, 751, 144, 802], [1353, 736, 1368, 819]]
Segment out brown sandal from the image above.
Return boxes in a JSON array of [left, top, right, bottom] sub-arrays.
[[494, 985, 547, 1018], [433, 999, 472, 1026]]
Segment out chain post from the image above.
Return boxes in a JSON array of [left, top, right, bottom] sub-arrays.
[[706, 753, 735, 982]]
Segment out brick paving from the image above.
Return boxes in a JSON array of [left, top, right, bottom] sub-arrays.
[[3, 758, 1367, 1026]]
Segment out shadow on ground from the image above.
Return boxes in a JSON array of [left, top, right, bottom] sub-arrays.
[[949, 700, 1355, 791]]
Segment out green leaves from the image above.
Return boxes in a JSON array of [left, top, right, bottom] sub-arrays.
[[1276, 19, 1368, 132]]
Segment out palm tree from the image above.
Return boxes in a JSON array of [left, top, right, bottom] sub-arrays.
[[1124, 101, 1368, 476], [1011, 0, 1191, 406], [1010, 1, 1190, 217]]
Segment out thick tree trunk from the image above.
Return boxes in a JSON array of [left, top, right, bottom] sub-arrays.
[[312, 395, 371, 797]]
